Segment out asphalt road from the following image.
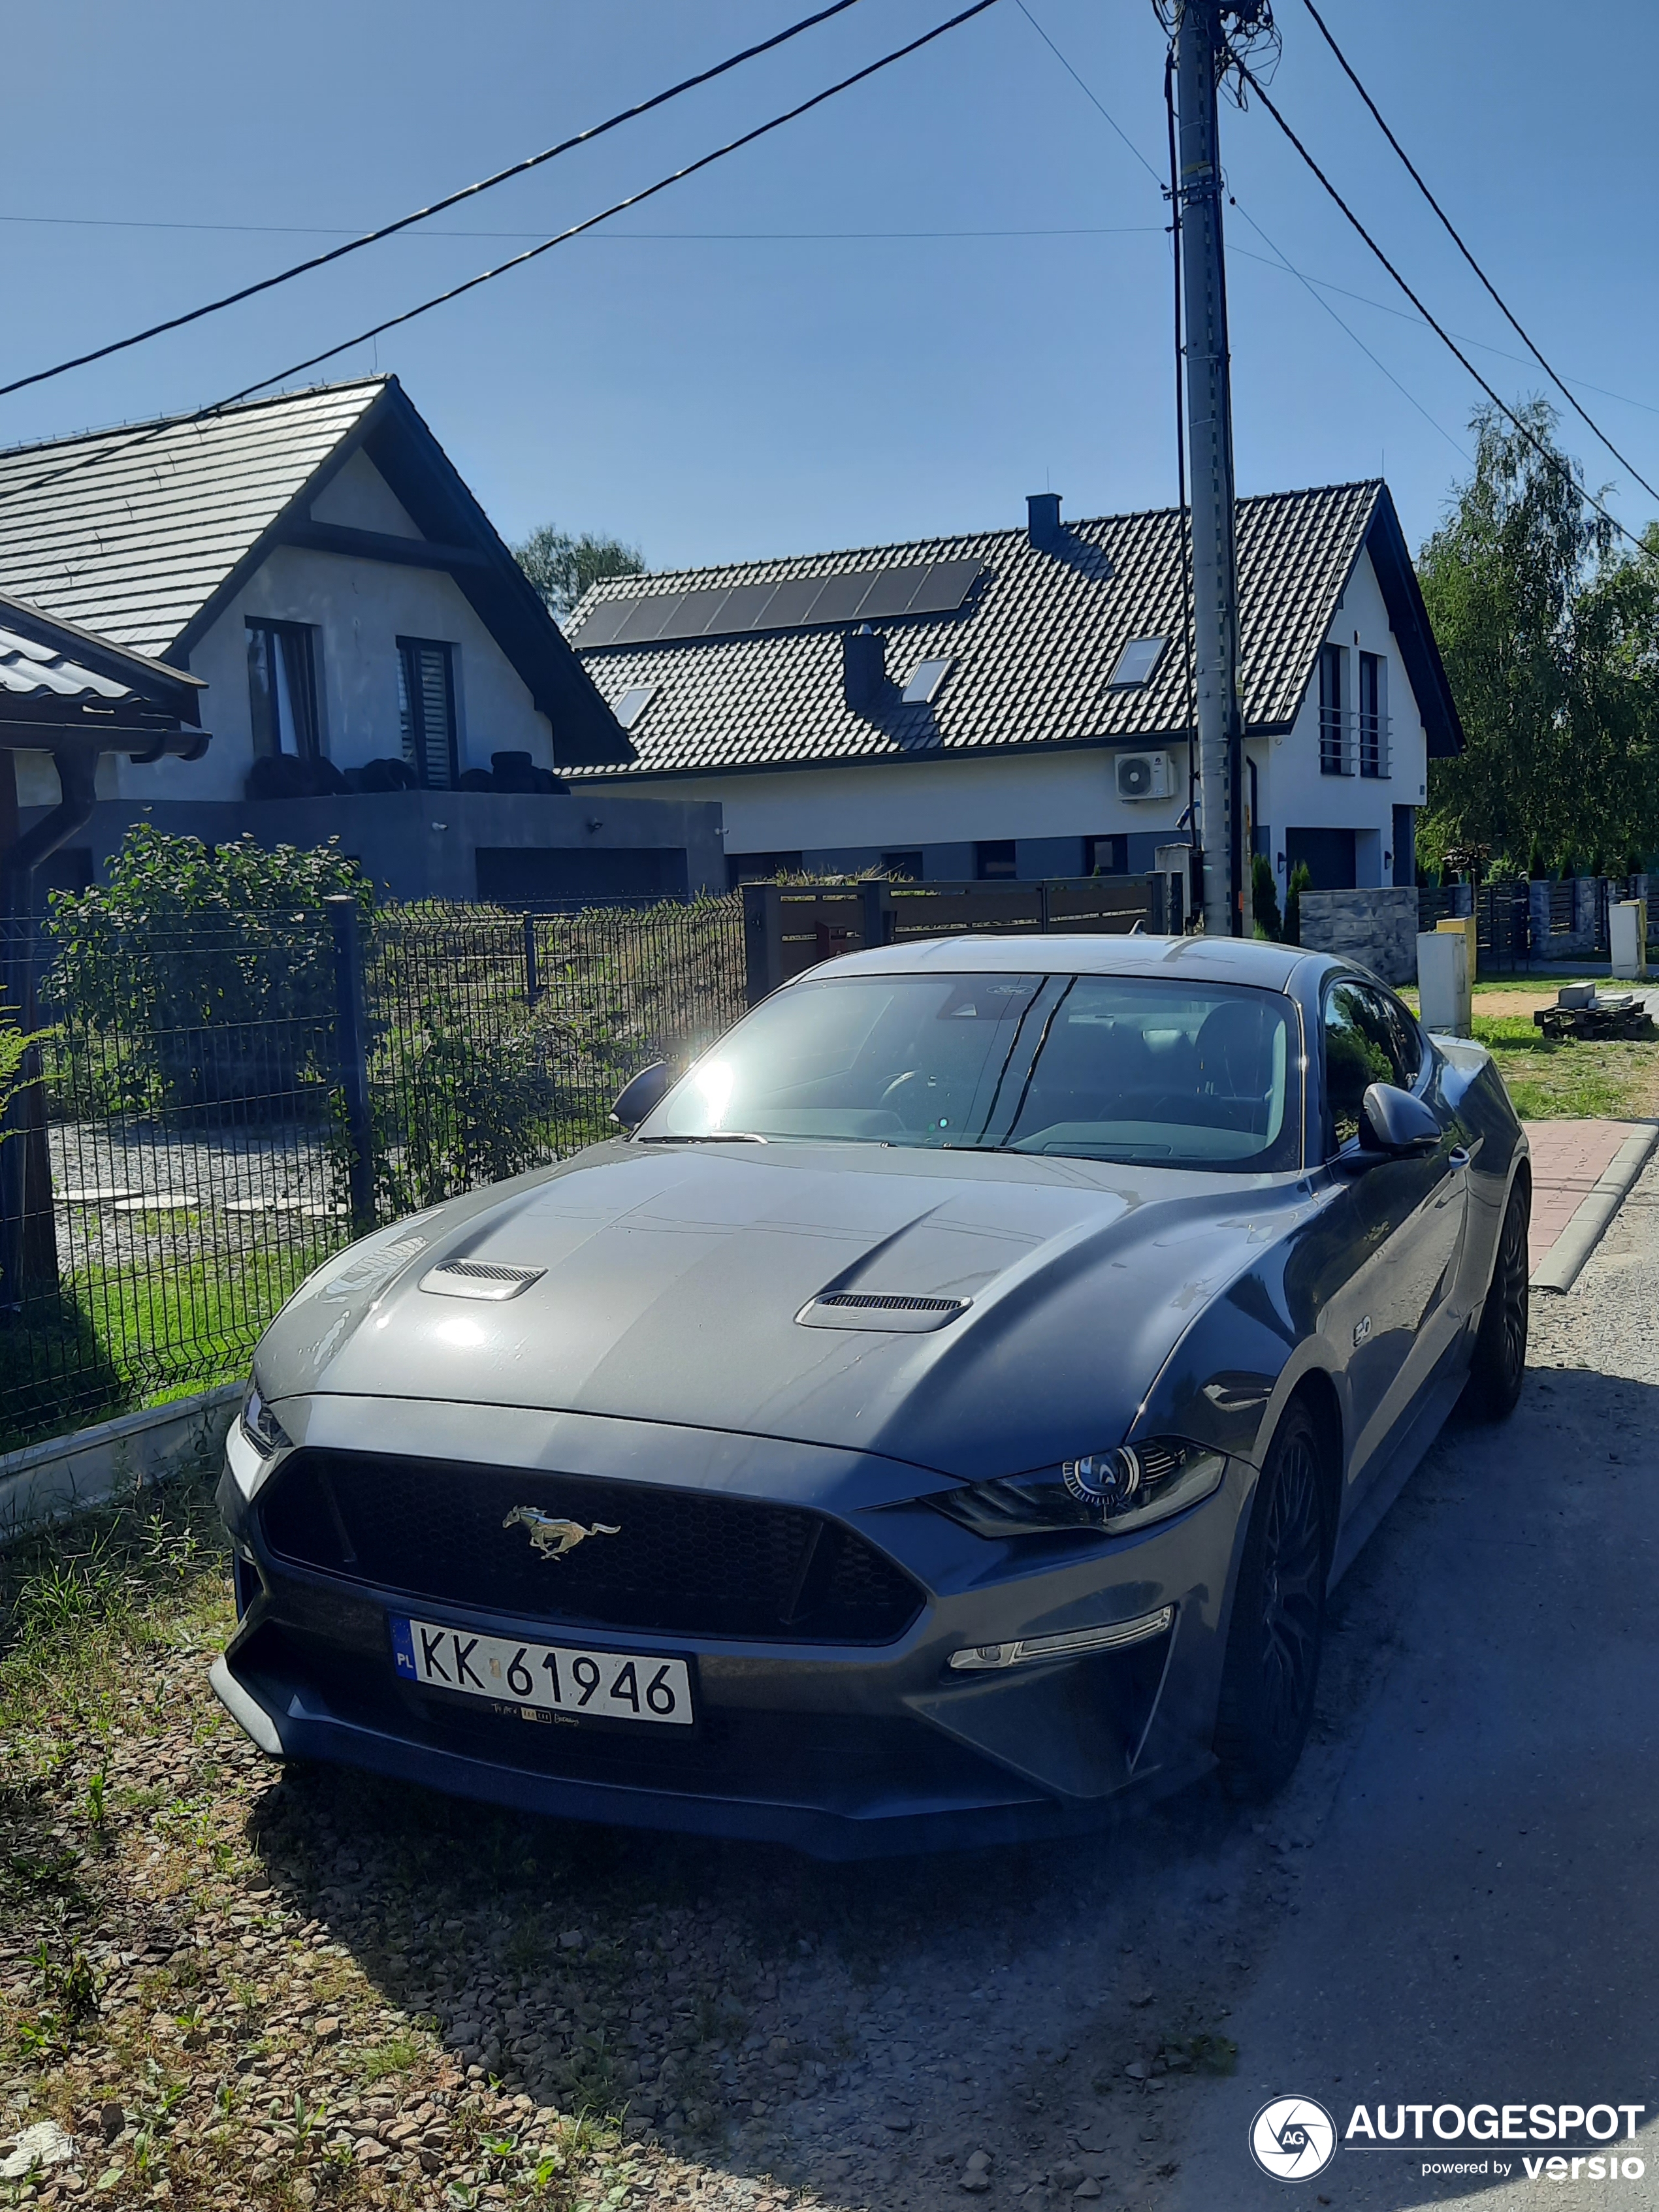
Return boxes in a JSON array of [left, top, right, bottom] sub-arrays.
[[1165, 1157, 1659, 2211]]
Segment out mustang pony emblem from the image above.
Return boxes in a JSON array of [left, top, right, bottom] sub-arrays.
[[502, 1506, 620, 1562]]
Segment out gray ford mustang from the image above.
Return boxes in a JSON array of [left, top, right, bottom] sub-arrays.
[[212, 934, 1530, 1857]]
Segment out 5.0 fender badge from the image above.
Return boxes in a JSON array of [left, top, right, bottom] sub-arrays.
[[1353, 1314, 1372, 1347], [502, 1506, 620, 1561]]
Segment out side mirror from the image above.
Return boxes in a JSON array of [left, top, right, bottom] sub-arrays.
[[610, 1060, 672, 1132], [1359, 1080, 1442, 1157]]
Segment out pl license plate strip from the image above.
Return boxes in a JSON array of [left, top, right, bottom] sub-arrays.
[[391, 1616, 694, 1727]]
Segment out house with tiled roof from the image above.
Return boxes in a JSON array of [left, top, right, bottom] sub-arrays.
[[568, 481, 1460, 897], [0, 378, 722, 903]]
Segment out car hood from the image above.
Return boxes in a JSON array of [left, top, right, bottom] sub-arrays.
[[257, 1141, 1303, 1481]]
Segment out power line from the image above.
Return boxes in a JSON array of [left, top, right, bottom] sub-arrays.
[[0, 0, 874, 404], [1226, 201, 1469, 462], [1013, 1, 1165, 185], [1016, 7, 1466, 472], [1225, 246, 1659, 423], [1236, 60, 1647, 553], [0, 0, 1003, 512], [0, 211, 1163, 244], [1295, 0, 1659, 504]]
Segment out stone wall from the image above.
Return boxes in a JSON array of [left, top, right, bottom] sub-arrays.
[[1296, 886, 1420, 985]]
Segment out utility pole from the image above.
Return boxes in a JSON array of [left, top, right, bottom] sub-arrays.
[[1174, 0, 1247, 936]]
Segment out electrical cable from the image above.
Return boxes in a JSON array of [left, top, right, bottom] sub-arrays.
[[1014, 0, 1165, 184], [1225, 201, 1468, 461], [0, 0, 875, 403], [1235, 59, 1647, 552], [0, 0, 1002, 513], [1295, 0, 1659, 502]]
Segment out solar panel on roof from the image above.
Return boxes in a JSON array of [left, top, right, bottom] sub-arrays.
[[854, 565, 931, 620], [705, 581, 780, 632], [904, 558, 984, 615], [799, 573, 869, 625], [573, 601, 634, 649], [573, 557, 984, 650], [754, 576, 824, 629], [656, 588, 735, 640]]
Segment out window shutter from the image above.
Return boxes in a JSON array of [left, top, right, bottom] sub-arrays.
[[398, 641, 456, 789]]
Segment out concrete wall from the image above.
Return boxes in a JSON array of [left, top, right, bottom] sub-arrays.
[[590, 545, 1425, 893], [1297, 886, 1421, 985], [27, 789, 727, 904]]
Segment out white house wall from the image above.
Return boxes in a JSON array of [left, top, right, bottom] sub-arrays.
[[110, 449, 559, 803], [1252, 542, 1428, 889]]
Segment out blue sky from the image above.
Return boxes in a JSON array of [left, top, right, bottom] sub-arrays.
[[3, 1, 1654, 572]]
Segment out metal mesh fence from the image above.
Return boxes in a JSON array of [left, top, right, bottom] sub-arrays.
[[0, 895, 746, 1449]]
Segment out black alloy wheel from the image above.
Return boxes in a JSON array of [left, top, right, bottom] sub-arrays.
[[1464, 1179, 1530, 1421], [1215, 1401, 1328, 1799]]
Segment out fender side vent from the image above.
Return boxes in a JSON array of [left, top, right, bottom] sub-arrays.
[[796, 1290, 970, 1333], [419, 1260, 545, 1302]]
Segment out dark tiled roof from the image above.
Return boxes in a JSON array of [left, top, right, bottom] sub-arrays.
[[0, 381, 385, 660], [568, 481, 1406, 778], [0, 590, 206, 718]]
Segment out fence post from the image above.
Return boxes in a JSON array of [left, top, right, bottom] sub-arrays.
[[743, 883, 784, 1005], [327, 897, 376, 1235], [858, 878, 890, 954], [522, 910, 541, 1007]]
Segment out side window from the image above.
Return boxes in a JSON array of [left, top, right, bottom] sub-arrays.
[[1377, 993, 1423, 1085], [1323, 981, 1412, 1150]]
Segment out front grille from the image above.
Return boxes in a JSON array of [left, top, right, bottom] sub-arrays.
[[258, 1450, 924, 1644]]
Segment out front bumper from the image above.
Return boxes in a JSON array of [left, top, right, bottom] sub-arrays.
[[213, 1396, 1253, 1859]]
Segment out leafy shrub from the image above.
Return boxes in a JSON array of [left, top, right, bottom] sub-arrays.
[[1283, 862, 1313, 947], [46, 827, 373, 1117], [1249, 853, 1282, 941]]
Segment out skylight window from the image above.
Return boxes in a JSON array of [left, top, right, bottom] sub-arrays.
[[901, 657, 953, 707], [1107, 636, 1167, 689], [613, 684, 656, 731]]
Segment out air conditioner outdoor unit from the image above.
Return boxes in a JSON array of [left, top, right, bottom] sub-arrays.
[[1116, 750, 1173, 802]]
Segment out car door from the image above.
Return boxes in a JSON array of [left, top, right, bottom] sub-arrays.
[[1318, 978, 1469, 1490]]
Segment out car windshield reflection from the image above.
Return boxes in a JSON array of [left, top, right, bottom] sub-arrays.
[[638, 971, 1301, 1173]]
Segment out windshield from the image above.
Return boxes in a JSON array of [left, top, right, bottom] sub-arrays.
[[639, 970, 1302, 1172]]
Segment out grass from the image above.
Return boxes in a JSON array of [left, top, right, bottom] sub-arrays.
[[0, 1235, 335, 1451], [1466, 1014, 1659, 1120]]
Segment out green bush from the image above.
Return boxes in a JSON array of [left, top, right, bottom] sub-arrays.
[[1283, 862, 1313, 947], [1250, 852, 1282, 941], [46, 827, 373, 1117]]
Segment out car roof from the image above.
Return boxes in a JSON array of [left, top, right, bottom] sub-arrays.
[[815, 931, 1316, 992]]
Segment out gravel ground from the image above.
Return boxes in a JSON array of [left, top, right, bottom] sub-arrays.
[[5, 1166, 1654, 2212]]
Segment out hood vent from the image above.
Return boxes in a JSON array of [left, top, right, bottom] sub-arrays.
[[420, 1260, 546, 1302], [797, 1290, 971, 1334]]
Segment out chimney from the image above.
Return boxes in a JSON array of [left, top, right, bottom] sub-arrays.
[[1027, 491, 1063, 549], [842, 623, 887, 713]]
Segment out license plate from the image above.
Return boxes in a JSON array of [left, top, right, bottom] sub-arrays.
[[391, 1616, 694, 1727]]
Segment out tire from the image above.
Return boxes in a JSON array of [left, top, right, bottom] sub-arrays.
[[1463, 1178, 1530, 1422], [1214, 1401, 1329, 1800]]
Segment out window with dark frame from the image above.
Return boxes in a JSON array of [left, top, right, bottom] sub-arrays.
[[880, 850, 924, 880], [976, 840, 1018, 880], [246, 620, 321, 761], [397, 637, 459, 791], [1086, 835, 1127, 876], [1319, 643, 1348, 775], [1358, 651, 1387, 778]]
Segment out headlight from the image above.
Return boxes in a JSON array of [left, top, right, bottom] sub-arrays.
[[240, 1374, 293, 1458], [931, 1437, 1227, 1539]]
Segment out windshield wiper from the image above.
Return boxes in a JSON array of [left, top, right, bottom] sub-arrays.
[[636, 1131, 769, 1144]]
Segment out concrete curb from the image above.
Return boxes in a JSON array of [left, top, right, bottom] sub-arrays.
[[1531, 1121, 1659, 1294], [0, 1382, 242, 1546]]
